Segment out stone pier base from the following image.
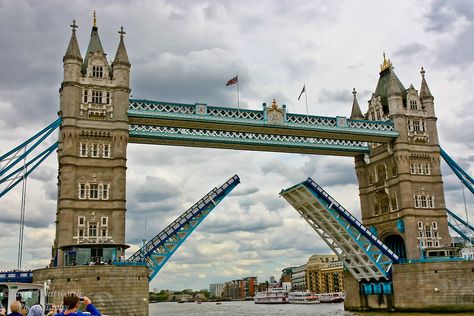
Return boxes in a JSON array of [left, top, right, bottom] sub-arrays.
[[33, 265, 149, 316], [344, 260, 474, 312]]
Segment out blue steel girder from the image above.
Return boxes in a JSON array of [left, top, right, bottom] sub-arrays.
[[440, 148, 474, 196], [447, 209, 474, 245], [127, 99, 399, 157], [280, 178, 399, 281], [0, 118, 61, 199], [126, 175, 240, 281]]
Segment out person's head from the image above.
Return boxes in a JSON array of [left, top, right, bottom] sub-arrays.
[[63, 293, 80, 310], [26, 304, 43, 316], [10, 301, 21, 313]]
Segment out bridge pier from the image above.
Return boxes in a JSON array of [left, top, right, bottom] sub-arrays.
[[344, 261, 474, 312], [33, 265, 149, 316]]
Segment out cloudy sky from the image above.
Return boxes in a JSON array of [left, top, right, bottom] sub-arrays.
[[0, 0, 473, 291]]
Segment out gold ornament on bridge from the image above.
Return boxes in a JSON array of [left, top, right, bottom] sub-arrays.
[[93, 10, 97, 27]]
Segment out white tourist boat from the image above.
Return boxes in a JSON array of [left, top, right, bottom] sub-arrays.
[[254, 286, 289, 304], [0, 281, 47, 314], [288, 291, 320, 304], [315, 292, 345, 303]]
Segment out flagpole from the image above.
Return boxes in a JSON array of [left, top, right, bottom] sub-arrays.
[[304, 82, 309, 120], [237, 75, 240, 113]]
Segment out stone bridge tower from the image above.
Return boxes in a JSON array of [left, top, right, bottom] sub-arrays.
[[353, 55, 452, 259], [53, 15, 131, 266]]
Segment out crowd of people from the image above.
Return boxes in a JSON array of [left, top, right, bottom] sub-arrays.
[[0, 293, 101, 316]]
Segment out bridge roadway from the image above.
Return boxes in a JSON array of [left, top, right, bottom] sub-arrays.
[[127, 99, 399, 156]]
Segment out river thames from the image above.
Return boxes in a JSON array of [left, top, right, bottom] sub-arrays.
[[149, 301, 474, 315]]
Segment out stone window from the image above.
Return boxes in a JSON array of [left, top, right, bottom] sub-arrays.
[[92, 90, 102, 104], [106, 92, 111, 104], [407, 119, 426, 132], [432, 222, 438, 230], [83, 89, 89, 103], [414, 195, 435, 208], [417, 220, 441, 248], [92, 65, 103, 78], [410, 100, 418, 110], [91, 143, 99, 158], [89, 224, 97, 237], [78, 216, 85, 226], [101, 216, 108, 226], [79, 143, 88, 157], [89, 183, 99, 199], [101, 229, 107, 237], [103, 144, 111, 158], [78, 183, 87, 199], [78, 229, 84, 237], [410, 162, 431, 175], [101, 183, 109, 200]]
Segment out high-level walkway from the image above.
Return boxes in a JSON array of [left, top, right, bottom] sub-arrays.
[[128, 99, 399, 156]]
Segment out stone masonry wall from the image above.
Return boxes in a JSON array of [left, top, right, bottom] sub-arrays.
[[392, 261, 474, 312], [33, 265, 149, 316]]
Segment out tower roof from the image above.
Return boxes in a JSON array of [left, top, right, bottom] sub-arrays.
[[82, 11, 106, 74], [113, 26, 130, 67], [373, 54, 406, 112], [63, 20, 82, 62], [350, 88, 364, 120], [419, 67, 433, 99]]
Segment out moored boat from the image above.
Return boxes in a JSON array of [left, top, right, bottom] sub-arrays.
[[315, 292, 345, 303], [288, 291, 320, 304], [254, 286, 289, 304]]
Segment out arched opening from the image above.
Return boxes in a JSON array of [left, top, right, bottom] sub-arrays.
[[384, 234, 407, 259]]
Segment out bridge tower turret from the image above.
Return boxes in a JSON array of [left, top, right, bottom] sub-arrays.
[[354, 55, 452, 260], [53, 14, 131, 266]]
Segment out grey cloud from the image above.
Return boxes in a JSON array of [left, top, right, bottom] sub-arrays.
[[318, 88, 352, 104], [395, 42, 427, 57], [231, 186, 259, 196]]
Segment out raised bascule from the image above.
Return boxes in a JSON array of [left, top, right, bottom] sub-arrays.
[[1, 16, 474, 315]]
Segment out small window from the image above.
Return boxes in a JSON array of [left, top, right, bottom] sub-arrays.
[[101, 216, 108, 226], [103, 144, 111, 158], [106, 92, 111, 104], [413, 120, 421, 132], [420, 195, 427, 208], [79, 229, 84, 237], [427, 195, 435, 208], [410, 100, 418, 110], [83, 89, 89, 103], [79, 143, 88, 157], [101, 229, 107, 237], [414, 195, 420, 208], [432, 222, 438, 230], [92, 65, 103, 78], [417, 221, 423, 230], [101, 184, 109, 200], [410, 163, 416, 174], [91, 143, 99, 158], [92, 90, 102, 104], [79, 183, 87, 199], [89, 184, 99, 199], [78, 216, 85, 226]]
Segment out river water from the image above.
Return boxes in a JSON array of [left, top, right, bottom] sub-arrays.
[[149, 301, 474, 316]]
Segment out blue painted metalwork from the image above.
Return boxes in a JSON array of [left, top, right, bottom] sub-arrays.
[[0, 270, 33, 283], [126, 175, 240, 281], [281, 178, 399, 281], [360, 281, 393, 295], [0, 118, 61, 199], [440, 147, 474, 195], [396, 219, 405, 233], [447, 209, 474, 245], [129, 124, 370, 155], [127, 99, 399, 155]]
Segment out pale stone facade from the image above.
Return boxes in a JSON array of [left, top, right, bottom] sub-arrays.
[[53, 19, 131, 266], [306, 254, 344, 293], [353, 57, 452, 259]]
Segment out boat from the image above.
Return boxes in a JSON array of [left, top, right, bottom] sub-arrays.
[[288, 291, 320, 304], [0, 280, 47, 314], [254, 286, 289, 304], [315, 292, 345, 303]]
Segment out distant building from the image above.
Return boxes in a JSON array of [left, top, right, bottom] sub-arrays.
[[209, 283, 225, 298], [223, 280, 242, 299], [306, 254, 344, 293], [242, 277, 258, 298], [291, 264, 307, 291]]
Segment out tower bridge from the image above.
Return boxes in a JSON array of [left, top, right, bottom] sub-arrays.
[[1, 16, 474, 315]]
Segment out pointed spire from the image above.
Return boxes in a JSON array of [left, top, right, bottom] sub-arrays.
[[82, 11, 106, 73], [113, 26, 130, 67], [419, 67, 433, 99], [388, 70, 403, 97], [350, 88, 364, 119], [63, 19, 82, 62]]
